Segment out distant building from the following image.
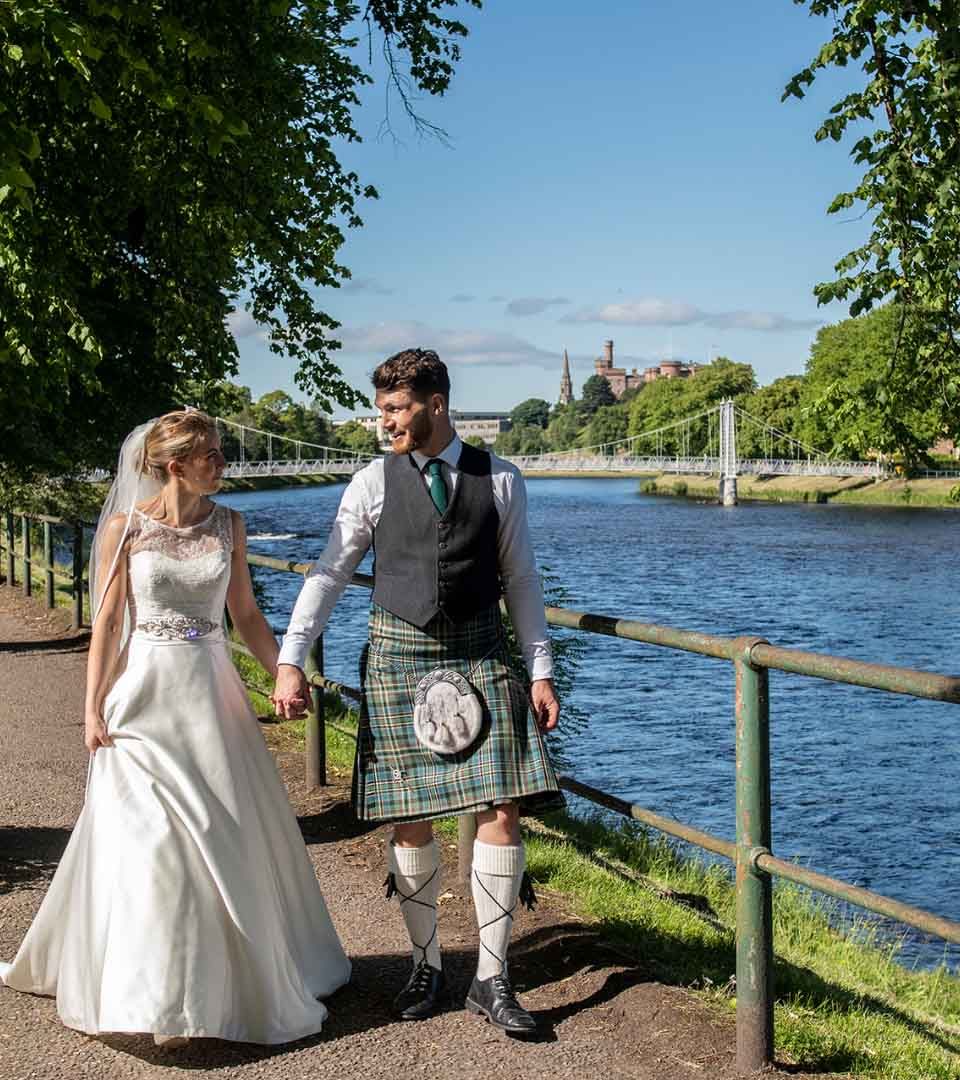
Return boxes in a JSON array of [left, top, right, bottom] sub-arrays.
[[452, 411, 512, 445], [559, 349, 573, 405], [931, 437, 959, 460], [593, 339, 702, 398], [351, 410, 511, 448]]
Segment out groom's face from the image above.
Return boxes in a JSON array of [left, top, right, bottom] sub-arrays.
[[375, 387, 436, 455]]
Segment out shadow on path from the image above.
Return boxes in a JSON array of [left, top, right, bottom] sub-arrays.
[[0, 826, 72, 894], [0, 633, 90, 654], [96, 941, 635, 1069]]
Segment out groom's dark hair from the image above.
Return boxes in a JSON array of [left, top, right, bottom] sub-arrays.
[[372, 348, 450, 403]]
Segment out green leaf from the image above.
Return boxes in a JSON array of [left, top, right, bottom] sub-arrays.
[[0, 165, 35, 189], [88, 95, 112, 121]]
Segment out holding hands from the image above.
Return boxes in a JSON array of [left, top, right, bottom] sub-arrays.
[[272, 663, 311, 720]]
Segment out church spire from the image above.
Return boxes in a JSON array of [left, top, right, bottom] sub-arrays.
[[559, 348, 573, 405]]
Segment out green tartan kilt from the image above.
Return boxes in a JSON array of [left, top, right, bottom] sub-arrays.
[[352, 604, 563, 823]]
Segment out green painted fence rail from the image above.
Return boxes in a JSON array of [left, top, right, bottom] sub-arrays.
[[4, 511, 960, 1073]]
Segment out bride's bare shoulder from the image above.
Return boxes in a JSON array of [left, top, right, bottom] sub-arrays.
[[98, 512, 134, 549]]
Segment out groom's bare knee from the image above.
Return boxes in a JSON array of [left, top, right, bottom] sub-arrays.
[[476, 802, 521, 845], [393, 820, 434, 848]]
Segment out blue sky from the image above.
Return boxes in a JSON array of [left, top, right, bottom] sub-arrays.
[[233, 0, 867, 416]]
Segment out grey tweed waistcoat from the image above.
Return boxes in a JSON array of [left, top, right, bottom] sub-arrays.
[[372, 442, 501, 628]]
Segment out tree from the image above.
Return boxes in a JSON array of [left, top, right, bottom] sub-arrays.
[[493, 425, 547, 456], [798, 304, 941, 464], [786, 3, 960, 447], [580, 403, 628, 454], [463, 435, 487, 449], [580, 374, 617, 416], [0, 1, 480, 487], [510, 397, 551, 429], [335, 420, 381, 457], [737, 376, 806, 459], [544, 402, 588, 451], [627, 358, 755, 455]]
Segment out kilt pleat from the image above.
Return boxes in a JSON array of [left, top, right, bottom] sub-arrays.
[[352, 604, 563, 823]]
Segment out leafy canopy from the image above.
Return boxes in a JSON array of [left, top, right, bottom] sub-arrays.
[[509, 397, 552, 429], [0, 0, 480, 483], [580, 374, 617, 416], [786, 2, 960, 444], [798, 303, 941, 463]]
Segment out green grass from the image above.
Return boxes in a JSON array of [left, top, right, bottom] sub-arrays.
[[641, 473, 960, 510], [0, 541, 92, 624], [231, 649, 960, 1078]]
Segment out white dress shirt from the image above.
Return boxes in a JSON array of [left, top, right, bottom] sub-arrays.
[[278, 434, 553, 680]]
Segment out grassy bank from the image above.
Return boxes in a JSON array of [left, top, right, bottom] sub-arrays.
[[219, 472, 342, 493], [640, 473, 960, 509], [235, 650, 960, 1079]]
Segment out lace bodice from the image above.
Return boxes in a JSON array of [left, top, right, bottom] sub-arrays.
[[126, 503, 234, 632]]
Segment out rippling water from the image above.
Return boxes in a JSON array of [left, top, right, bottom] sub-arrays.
[[220, 478, 960, 970]]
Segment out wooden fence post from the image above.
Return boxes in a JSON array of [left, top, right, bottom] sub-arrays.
[[44, 521, 55, 609], [304, 635, 327, 788], [72, 523, 83, 629], [22, 516, 32, 598], [5, 512, 15, 588]]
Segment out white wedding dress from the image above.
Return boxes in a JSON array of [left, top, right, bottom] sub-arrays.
[[0, 504, 351, 1044]]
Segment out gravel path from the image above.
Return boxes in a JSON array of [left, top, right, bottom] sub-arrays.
[[0, 588, 815, 1080]]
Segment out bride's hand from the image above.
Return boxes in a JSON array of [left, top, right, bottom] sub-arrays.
[[84, 709, 113, 753]]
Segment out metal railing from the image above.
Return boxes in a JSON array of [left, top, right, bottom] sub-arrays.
[[244, 552, 960, 1074], [1, 512, 94, 628], [4, 514, 960, 1073]]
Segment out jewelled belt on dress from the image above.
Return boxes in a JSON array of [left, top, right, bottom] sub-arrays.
[[136, 616, 217, 640]]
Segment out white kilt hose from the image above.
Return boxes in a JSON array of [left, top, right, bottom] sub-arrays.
[[352, 604, 563, 823]]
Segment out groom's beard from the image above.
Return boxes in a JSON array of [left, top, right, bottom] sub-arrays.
[[389, 409, 434, 455]]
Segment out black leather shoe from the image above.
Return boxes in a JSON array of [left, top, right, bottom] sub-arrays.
[[465, 973, 537, 1036], [393, 961, 445, 1020]]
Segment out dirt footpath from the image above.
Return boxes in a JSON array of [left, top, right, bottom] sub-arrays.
[[0, 588, 819, 1080]]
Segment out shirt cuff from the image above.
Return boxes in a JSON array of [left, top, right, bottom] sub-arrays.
[[277, 637, 310, 671], [527, 650, 554, 682]]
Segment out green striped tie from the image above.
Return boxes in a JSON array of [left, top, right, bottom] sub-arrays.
[[426, 459, 448, 514]]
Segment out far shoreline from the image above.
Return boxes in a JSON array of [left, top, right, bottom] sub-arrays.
[[216, 466, 960, 509]]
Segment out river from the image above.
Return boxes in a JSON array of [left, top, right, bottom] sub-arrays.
[[218, 478, 960, 970]]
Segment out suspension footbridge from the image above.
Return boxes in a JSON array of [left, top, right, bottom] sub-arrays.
[[214, 403, 883, 504]]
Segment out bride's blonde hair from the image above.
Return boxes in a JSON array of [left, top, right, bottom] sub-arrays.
[[141, 409, 219, 482]]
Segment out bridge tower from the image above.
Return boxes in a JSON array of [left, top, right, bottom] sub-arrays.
[[719, 399, 738, 506]]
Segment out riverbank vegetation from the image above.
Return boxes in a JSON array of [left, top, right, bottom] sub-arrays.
[[639, 473, 960, 510], [234, 649, 960, 1079], [494, 306, 958, 484]]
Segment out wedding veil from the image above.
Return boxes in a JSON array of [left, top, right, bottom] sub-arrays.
[[88, 419, 162, 651]]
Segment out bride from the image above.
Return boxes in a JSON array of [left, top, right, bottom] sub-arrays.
[[0, 410, 350, 1045]]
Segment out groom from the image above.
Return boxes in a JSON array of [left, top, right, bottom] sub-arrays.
[[273, 348, 562, 1035]]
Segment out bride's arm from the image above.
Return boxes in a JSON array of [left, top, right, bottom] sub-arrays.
[[226, 511, 280, 679], [84, 515, 128, 753]]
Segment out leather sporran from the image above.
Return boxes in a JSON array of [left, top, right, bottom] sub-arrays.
[[412, 669, 483, 755]]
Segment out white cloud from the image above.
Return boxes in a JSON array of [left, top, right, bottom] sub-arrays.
[[227, 309, 267, 341], [506, 296, 571, 317], [342, 276, 395, 295], [563, 296, 820, 333], [564, 298, 701, 325], [338, 320, 558, 368], [703, 310, 821, 332]]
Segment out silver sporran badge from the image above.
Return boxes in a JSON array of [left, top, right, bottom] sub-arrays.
[[413, 669, 483, 755]]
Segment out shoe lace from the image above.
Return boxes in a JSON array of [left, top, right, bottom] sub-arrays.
[[410, 960, 435, 992], [491, 973, 520, 1010]]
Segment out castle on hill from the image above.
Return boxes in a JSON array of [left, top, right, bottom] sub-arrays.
[[559, 340, 702, 403]]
